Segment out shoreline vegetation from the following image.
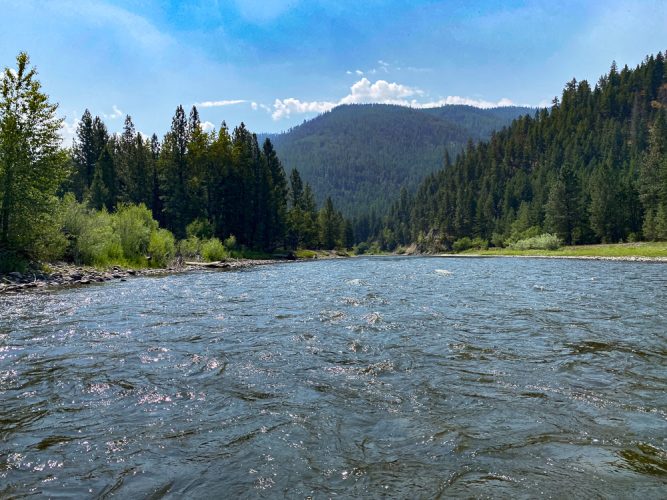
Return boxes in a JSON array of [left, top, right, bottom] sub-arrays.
[[3, 241, 666, 294], [2, 52, 667, 280], [0, 249, 352, 294]]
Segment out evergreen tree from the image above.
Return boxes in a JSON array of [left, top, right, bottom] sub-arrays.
[[639, 110, 667, 239], [92, 144, 116, 211], [72, 109, 95, 200], [319, 197, 339, 249], [89, 162, 109, 211], [160, 105, 190, 238], [264, 138, 288, 250], [148, 133, 163, 223]]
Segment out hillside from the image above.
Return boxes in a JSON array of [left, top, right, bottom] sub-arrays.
[[264, 104, 532, 216], [380, 53, 667, 250]]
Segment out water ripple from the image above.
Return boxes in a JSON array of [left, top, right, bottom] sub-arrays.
[[0, 258, 666, 496]]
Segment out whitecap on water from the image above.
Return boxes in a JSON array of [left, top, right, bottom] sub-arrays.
[[345, 278, 367, 286], [319, 310, 346, 322], [435, 269, 453, 276], [363, 312, 382, 324]]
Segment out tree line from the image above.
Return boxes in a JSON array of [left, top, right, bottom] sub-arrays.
[[69, 105, 354, 251], [375, 52, 667, 250], [0, 52, 353, 270]]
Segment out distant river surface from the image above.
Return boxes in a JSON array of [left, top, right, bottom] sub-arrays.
[[1, 257, 666, 497]]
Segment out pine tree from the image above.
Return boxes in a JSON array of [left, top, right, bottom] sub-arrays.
[[89, 162, 109, 211], [93, 144, 115, 211], [72, 109, 95, 200], [639, 110, 667, 239], [263, 138, 288, 250], [149, 133, 163, 223], [116, 114, 137, 203], [160, 105, 190, 238], [319, 197, 339, 249]]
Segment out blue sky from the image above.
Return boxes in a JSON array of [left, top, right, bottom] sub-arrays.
[[1, 0, 666, 142]]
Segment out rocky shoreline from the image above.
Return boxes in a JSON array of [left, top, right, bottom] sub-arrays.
[[0, 259, 282, 294]]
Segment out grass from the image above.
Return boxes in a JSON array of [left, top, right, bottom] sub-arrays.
[[457, 241, 667, 259], [294, 249, 353, 259]]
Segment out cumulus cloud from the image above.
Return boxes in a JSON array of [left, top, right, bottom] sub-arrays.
[[201, 120, 215, 132], [272, 98, 336, 120], [272, 77, 420, 120], [271, 77, 518, 120], [197, 99, 247, 108], [340, 78, 422, 105]]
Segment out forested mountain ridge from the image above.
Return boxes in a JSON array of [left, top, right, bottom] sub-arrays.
[[263, 104, 532, 217], [379, 53, 667, 250]]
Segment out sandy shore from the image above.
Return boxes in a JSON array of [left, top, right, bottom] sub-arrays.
[[0, 259, 282, 294]]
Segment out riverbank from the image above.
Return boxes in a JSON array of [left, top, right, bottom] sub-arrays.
[[0, 259, 282, 294], [446, 241, 667, 262]]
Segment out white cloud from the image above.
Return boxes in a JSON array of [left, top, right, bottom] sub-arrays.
[[355, 69, 364, 76], [251, 101, 258, 110], [59, 116, 79, 146], [271, 77, 520, 120], [197, 99, 247, 108], [201, 121, 215, 132], [104, 104, 123, 119], [272, 77, 421, 120], [272, 98, 336, 120], [340, 77, 422, 105], [412, 96, 516, 109]]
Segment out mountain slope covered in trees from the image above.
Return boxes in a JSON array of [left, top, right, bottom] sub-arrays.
[[379, 53, 667, 251], [264, 104, 532, 217]]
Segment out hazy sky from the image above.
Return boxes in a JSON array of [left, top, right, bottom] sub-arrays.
[[2, 0, 666, 142]]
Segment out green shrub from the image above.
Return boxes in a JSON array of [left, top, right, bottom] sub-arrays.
[[178, 237, 201, 259], [491, 232, 505, 248], [368, 242, 382, 254], [60, 197, 174, 267], [223, 234, 238, 250], [186, 218, 213, 239], [201, 238, 229, 261], [354, 241, 370, 255], [114, 204, 157, 262], [470, 237, 489, 250], [452, 237, 472, 252], [295, 249, 318, 259], [148, 229, 175, 267], [0, 250, 29, 273], [77, 210, 123, 266], [510, 233, 562, 250]]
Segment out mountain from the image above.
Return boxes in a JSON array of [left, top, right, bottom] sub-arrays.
[[380, 53, 667, 249], [263, 104, 533, 216]]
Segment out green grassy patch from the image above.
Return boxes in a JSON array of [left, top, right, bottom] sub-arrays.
[[459, 241, 667, 258]]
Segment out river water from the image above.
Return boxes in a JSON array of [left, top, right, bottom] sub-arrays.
[[1, 256, 666, 497]]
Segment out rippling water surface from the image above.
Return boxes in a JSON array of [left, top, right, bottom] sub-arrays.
[[1, 257, 666, 497]]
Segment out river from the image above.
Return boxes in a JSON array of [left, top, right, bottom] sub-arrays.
[[1, 256, 666, 497]]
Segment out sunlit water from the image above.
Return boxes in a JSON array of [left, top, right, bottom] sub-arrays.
[[1, 257, 666, 497]]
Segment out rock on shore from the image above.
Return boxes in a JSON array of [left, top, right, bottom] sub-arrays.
[[0, 259, 281, 294]]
